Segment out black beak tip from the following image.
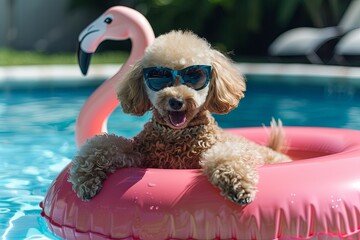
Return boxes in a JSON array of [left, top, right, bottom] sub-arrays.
[[77, 43, 93, 76]]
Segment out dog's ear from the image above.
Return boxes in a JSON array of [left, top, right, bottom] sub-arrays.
[[117, 61, 151, 116], [204, 50, 246, 114]]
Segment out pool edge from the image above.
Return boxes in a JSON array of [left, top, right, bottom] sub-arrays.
[[1, 63, 360, 89]]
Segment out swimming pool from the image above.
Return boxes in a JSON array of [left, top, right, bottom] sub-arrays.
[[1, 72, 360, 239]]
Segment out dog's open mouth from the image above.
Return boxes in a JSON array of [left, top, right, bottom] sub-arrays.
[[169, 111, 187, 127]]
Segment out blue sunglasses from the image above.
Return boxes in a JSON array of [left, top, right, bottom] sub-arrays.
[[143, 65, 211, 91]]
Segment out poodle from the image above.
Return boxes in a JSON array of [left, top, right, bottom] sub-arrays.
[[69, 30, 291, 205]]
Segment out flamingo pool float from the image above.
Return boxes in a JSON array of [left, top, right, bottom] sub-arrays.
[[41, 6, 360, 240], [76, 6, 155, 147]]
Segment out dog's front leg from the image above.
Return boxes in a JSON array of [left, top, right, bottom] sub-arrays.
[[68, 134, 141, 201], [200, 141, 259, 205]]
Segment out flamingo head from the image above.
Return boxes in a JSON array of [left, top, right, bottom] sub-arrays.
[[78, 6, 146, 75]]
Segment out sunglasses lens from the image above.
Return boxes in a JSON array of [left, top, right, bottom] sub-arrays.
[[146, 68, 174, 91], [182, 66, 210, 90], [144, 65, 211, 91]]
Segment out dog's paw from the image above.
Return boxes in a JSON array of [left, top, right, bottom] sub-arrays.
[[69, 172, 105, 201], [209, 167, 258, 205], [74, 176, 103, 201], [225, 178, 256, 205]]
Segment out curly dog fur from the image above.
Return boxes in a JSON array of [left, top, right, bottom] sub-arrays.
[[69, 30, 291, 204]]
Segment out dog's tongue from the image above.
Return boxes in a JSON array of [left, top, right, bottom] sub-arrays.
[[169, 111, 187, 127]]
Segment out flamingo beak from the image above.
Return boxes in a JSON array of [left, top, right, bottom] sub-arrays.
[[77, 14, 108, 75], [77, 43, 93, 76]]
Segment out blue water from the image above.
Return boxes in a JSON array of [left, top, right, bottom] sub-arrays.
[[0, 75, 360, 239]]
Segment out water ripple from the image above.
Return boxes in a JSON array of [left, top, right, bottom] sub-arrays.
[[1, 83, 359, 239]]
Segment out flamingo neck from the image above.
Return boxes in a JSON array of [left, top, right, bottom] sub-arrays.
[[75, 24, 154, 147], [112, 28, 154, 81]]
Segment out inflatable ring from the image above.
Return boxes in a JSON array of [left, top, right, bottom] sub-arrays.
[[40, 127, 360, 239]]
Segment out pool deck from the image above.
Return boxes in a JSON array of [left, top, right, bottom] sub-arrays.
[[1, 63, 360, 89]]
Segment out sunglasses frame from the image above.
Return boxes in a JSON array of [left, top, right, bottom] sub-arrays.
[[143, 65, 212, 92]]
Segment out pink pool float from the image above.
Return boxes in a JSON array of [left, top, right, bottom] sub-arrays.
[[41, 6, 360, 240]]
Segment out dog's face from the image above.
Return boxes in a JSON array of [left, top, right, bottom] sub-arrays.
[[148, 80, 209, 129], [117, 30, 246, 129], [142, 31, 214, 129]]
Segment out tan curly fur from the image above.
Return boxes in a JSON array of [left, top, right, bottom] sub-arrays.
[[117, 61, 151, 116], [205, 50, 245, 114], [69, 30, 291, 204], [134, 112, 222, 169]]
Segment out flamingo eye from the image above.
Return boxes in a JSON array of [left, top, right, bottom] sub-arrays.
[[104, 17, 113, 24]]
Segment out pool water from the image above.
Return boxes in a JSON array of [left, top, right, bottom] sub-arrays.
[[1, 75, 360, 239]]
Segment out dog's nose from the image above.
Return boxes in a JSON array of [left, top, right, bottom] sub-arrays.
[[169, 98, 183, 110]]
